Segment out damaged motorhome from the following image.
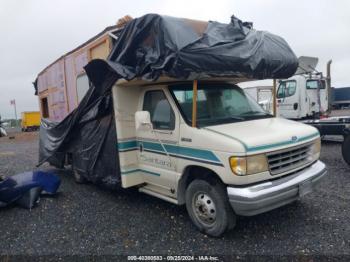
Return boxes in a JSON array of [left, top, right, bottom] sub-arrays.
[[35, 14, 327, 236]]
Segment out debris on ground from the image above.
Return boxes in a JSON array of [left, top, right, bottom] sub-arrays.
[[0, 170, 61, 209]]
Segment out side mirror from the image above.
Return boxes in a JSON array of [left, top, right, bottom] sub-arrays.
[[135, 111, 153, 131]]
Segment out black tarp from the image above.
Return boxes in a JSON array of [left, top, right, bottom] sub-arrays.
[[37, 14, 298, 186], [38, 67, 120, 187]]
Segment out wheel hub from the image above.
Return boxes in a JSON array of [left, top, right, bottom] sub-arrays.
[[193, 192, 216, 225]]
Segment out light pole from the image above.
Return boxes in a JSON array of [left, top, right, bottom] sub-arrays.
[[10, 99, 17, 127]]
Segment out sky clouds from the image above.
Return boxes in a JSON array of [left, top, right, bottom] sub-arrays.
[[0, 0, 349, 118]]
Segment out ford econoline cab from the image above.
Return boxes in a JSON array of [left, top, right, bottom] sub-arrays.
[[111, 77, 326, 237]]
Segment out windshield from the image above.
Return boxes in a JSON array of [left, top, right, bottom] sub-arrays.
[[170, 83, 272, 127]]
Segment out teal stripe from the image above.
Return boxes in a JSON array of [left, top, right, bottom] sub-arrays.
[[203, 128, 249, 151], [118, 141, 137, 150], [205, 128, 319, 153], [118, 131, 319, 164], [297, 132, 320, 142], [140, 141, 165, 152], [247, 132, 319, 152], [165, 144, 220, 162], [139, 140, 220, 163], [121, 168, 160, 176], [118, 139, 221, 164]]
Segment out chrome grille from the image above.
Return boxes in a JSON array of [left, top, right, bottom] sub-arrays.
[[267, 143, 313, 175]]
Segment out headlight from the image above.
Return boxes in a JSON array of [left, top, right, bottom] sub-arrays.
[[229, 154, 268, 176], [308, 138, 321, 161]]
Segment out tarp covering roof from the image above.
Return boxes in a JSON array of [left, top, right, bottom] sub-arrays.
[[86, 13, 298, 85]]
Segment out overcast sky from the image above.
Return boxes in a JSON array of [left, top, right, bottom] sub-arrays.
[[0, 0, 349, 119]]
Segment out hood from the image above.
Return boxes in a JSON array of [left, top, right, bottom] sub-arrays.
[[204, 117, 319, 154]]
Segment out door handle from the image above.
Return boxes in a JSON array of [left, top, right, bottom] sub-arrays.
[[139, 143, 143, 152], [293, 103, 298, 110]]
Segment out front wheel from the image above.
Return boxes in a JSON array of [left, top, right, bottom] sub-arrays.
[[185, 179, 236, 237]]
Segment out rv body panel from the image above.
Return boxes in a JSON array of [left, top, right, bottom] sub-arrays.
[[36, 28, 116, 122]]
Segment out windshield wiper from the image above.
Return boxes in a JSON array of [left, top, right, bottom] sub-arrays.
[[240, 111, 268, 116], [228, 116, 245, 120]]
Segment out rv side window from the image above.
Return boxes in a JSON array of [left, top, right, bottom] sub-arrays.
[[306, 80, 325, 89], [41, 97, 49, 118], [76, 73, 90, 103], [277, 81, 296, 98], [143, 90, 175, 130]]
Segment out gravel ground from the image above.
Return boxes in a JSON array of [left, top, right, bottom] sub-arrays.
[[0, 132, 349, 259]]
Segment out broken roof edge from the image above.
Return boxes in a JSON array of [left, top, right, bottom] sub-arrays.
[[36, 25, 120, 77]]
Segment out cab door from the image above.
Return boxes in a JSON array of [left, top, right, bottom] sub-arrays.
[[306, 79, 328, 114], [277, 80, 300, 119], [136, 88, 179, 196]]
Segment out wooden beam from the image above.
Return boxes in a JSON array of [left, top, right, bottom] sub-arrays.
[[192, 80, 198, 127]]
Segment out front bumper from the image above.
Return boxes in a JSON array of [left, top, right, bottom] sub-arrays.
[[227, 160, 327, 216]]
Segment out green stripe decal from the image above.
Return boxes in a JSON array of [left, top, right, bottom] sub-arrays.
[[140, 141, 220, 163], [121, 169, 160, 176], [118, 139, 221, 164], [118, 141, 137, 151], [203, 128, 248, 150], [141, 141, 164, 152], [246, 132, 319, 152], [204, 128, 319, 153]]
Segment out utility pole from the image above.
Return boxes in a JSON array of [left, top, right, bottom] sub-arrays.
[[10, 99, 17, 127], [272, 79, 277, 116]]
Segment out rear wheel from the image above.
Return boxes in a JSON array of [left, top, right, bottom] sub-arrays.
[[73, 169, 87, 184], [72, 161, 87, 184], [342, 135, 350, 165], [185, 179, 236, 237]]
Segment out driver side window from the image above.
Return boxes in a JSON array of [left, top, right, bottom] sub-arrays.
[[277, 80, 297, 98], [143, 90, 175, 130]]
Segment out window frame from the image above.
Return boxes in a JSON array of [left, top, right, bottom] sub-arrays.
[[142, 89, 176, 131], [169, 82, 271, 127], [306, 79, 326, 90], [277, 80, 297, 98], [76, 73, 91, 104], [40, 97, 49, 118]]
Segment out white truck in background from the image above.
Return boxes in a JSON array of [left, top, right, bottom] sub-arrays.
[[277, 56, 332, 119], [275, 57, 350, 166], [243, 86, 273, 114]]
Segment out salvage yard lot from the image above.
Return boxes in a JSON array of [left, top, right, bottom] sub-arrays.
[[0, 132, 349, 256]]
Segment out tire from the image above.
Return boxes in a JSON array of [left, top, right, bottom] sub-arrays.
[[185, 179, 236, 237], [342, 135, 350, 165], [72, 162, 87, 184]]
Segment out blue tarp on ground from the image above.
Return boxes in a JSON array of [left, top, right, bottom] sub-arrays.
[[0, 171, 60, 209]]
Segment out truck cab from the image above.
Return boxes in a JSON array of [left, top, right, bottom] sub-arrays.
[[113, 78, 326, 236], [277, 56, 332, 120], [277, 75, 328, 119]]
